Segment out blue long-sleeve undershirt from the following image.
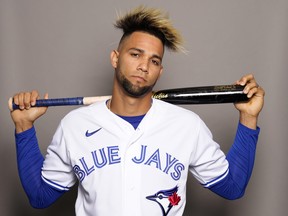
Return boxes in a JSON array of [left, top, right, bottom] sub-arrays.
[[208, 123, 260, 199], [15, 122, 259, 208], [15, 127, 65, 208]]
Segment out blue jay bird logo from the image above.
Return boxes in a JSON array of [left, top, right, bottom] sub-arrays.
[[146, 186, 181, 216]]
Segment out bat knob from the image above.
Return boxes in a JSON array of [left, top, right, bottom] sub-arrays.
[[8, 97, 14, 111]]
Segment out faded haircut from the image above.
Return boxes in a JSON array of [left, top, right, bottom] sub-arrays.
[[114, 6, 184, 52]]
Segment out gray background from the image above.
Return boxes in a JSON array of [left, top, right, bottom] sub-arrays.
[[0, 0, 287, 215]]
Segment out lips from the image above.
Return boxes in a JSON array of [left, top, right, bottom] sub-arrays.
[[132, 75, 147, 83]]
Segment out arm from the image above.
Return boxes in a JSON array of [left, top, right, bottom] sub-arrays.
[[208, 122, 260, 199], [10, 91, 65, 208], [208, 74, 265, 199], [16, 126, 65, 208]]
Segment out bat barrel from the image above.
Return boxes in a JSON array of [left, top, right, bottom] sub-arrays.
[[152, 85, 248, 104]]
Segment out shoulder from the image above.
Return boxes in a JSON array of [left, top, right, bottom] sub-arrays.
[[60, 101, 107, 125], [149, 99, 212, 138], [152, 99, 202, 123]]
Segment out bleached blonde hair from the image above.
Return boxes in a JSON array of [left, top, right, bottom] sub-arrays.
[[114, 6, 184, 52]]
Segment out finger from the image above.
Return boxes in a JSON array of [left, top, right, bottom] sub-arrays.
[[246, 84, 265, 98], [30, 90, 39, 106], [16, 93, 25, 110], [236, 74, 255, 86], [247, 86, 259, 98], [243, 81, 259, 94], [44, 93, 49, 100], [24, 92, 32, 109], [12, 94, 20, 107]]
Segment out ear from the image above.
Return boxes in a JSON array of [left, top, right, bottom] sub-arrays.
[[110, 50, 119, 68], [159, 65, 164, 77]]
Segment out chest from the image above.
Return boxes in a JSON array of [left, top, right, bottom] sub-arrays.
[[65, 125, 196, 183]]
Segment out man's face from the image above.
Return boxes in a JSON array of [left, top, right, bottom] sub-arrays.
[[111, 31, 164, 97]]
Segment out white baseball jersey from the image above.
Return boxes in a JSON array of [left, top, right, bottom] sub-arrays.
[[42, 99, 228, 216]]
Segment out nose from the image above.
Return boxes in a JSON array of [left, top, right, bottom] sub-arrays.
[[137, 59, 149, 73]]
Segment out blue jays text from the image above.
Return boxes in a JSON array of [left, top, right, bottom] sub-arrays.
[[73, 145, 185, 182]]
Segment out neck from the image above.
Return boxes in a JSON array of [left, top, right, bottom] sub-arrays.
[[109, 83, 153, 117]]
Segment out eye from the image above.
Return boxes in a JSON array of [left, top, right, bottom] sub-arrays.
[[131, 52, 140, 58], [151, 59, 160, 66]]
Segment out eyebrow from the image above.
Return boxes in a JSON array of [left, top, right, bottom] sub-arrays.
[[129, 47, 163, 62]]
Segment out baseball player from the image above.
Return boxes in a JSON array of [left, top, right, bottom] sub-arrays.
[[10, 6, 265, 216]]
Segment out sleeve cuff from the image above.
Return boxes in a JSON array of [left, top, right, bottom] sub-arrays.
[[238, 122, 260, 135], [15, 126, 35, 136]]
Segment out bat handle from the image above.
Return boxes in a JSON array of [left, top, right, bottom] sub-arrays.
[[8, 97, 84, 111], [8, 96, 112, 111]]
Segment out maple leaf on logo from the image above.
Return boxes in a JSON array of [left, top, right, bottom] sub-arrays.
[[168, 192, 181, 206]]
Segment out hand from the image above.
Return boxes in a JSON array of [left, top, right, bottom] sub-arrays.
[[234, 74, 265, 129], [10, 90, 49, 133]]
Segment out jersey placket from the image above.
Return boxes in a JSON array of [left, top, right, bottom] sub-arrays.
[[121, 126, 145, 216]]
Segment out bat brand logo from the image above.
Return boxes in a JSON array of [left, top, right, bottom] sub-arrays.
[[146, 186, 181, 216], [152, 92, 168, 99], [85, 128, 102, 137]]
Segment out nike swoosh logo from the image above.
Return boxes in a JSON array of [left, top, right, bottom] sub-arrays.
[[85, 128, 102, 137]]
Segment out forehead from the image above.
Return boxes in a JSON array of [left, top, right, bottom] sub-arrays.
[[118, 31, 164, 57]]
